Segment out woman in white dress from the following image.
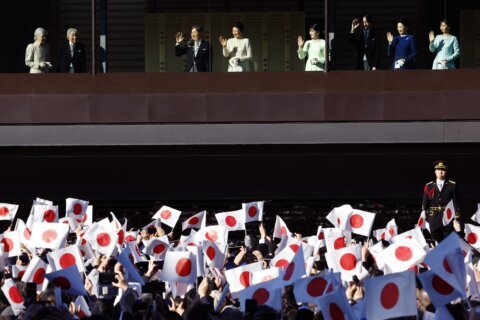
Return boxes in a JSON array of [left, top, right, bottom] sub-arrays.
[[25, 27, 52, 73], [219, 22, 252, 72], [428, 19, 460, 70], [297, 24, 326, 71]]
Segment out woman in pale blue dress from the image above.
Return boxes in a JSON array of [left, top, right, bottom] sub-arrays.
[[428, 19, 460, 70], [297, 24, 326, 71]]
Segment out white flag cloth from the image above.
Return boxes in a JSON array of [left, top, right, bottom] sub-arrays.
[[391, 226, 428, 249], [0, 231, 21, 257], [117, 245, 146, 285], [74, 296, 92, 318], [236, 277, 282, 312], [215, 210, 245, 232], [186, 245, 205, 278], [465, 223, 480, 249], [372, 228, 386, 241], [0, 203, 19, 221], [443, 199, 455, 226], [45, 264, 87, 296], [316, 287, 357, 320], [417, 210, 427, 229], [384, 219, 398, 241], [143, 237, 169, 261], [326, 204, 353, 228], [82, 223, 118, 256], [470, 203, 480, 223], [324, 231, 346, 252], [339, 209, 375, 237], [325, 244, 363, 281], [251, 267, 281, 285], [225, 261, 263, 293], [242, 201, 264, 223], [293, 274, 333, 304], [32, 204, 59, 223], [1, 278, 25, 316], [195, 226, 228, 244], [47, 245, 85, 273], [15, 219, 31, 248], [66, 198, 89, 221], [270, 246, 295, 269], [182, 211, 206, 231], [368, 241, 386, 271], [364, 270, 417, 320], [202, 241, 227, 270], [21, 256, 48, 287], [160, 251, 196, 284], [12, 265, 27, 279], [273, 215, 291, 239], [30, 222, 69, 250], [418, 269, 462, 308], [152, 205, 181, 228], [126, 241, 143, 264], [382, 237, 426, 272]]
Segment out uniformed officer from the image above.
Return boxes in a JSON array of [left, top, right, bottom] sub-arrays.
[[421, 160, 459, 242]]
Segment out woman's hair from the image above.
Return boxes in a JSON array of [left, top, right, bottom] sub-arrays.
[[397, 18, 409, 30], [233, 21, 245, 33], [34, 27, 47, 40], [310, 23, 322, 34], [440, 19, 451, 32]]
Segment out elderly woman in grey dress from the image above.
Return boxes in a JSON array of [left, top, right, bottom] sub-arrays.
[[25, 27, 52, 73]]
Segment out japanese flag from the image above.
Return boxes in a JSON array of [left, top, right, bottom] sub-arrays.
[[66, 198, 89, 221], [279, 246, 306, 286], [21, 256, 48, 289], [75, 296, 92, 318], [237, 277, 282, 312], [186, 245, 205, 278], [83, 205, 93, 226], [0, 231, 21, 257], [124, 231, 138, 243], [30, 222, 69, 250], [251, 267, 281, 285], [195, 226, 228, 244], [270, 246, 295, 269], [82, 223, 118, 256], [0, 203, 19, 221], [293, 274, 333, 304], [160, 251, 196, 284], [316, 287, 357, 320], [225, 261, 263, 293], [384, 219, 398, 241], [418, 269, 462, 308], [202, 241, 227, 269], [33, 204, 59, 223], [324, 231, 346, 252], [182, 211, 206, 231], [215, 210, 245, 231], [127, 241, 143, 264], [339, 209, 375, 237], [382, 237, 426, 272], [273, 215, 291, 239], [471, 203, 480, 224], [1, 278, 25, 316], [464, 224, 480, 249], [152, 205, 181, 228], [12, 265, 27, 279], [365, 270, 417, 320], [78, 244, 95, 261], [372, 228, 386, 241], [242, 201, 264, 223], [117, 245, 146, 285], [45, 264, 87, 296], [368, 241, 386, 271], [417, 210, 427, 229], [443, 199, 455, 226], [58, 217, 77, 232], [47, 245, 85, 273], [14, 219, 32, 248], [143, 237, 169, 261], [326, 205, 352, 228], [391, 227, 428, 250], [325, 244, 362, 280]]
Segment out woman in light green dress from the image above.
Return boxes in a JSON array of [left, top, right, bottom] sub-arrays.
[[428, 19, 460, 70], [297, 24, 326, 71]]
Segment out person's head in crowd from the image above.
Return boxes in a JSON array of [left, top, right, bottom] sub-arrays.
[[417, 289, 432, 313], [232, 21, 245, 39], [309, 24, 321, 40], [66, 28, 78, 44], [254, 305, 280, 320], [434, 160, 447, 180], [184, 301, 212, 320], [191, 25, 204, 41], [23, 304, 74, 320], [396, 19, 409, 36], [296, 307, 314, 320], [440, 19, 451, 35], [34, 27, 47, 44], [220, 306, 245, 320], [362, 14, 373, 30]]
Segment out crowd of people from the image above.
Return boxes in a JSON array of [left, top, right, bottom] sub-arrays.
[[0, 162, 477, 320], [26, 14, 460, 74]]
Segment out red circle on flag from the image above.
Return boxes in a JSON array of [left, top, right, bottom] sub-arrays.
[[125, 235, 135, 242], [280, 226, 287, 235], [339, 253, 357, 271], [78, 310, 86, 318], [446, 208, 452, 220], [307, 277, 328, 297], [32, 267, 46, 284], [80, 237, 86, 246], [96, 233, 111, 247], [117, 230, 125, 245], [206, 246, 216, 260], [334, 237, 345, 250], [380, 283, 399, 309], [205, 230, 218, 242], [394, 246, 413, 261], [175, 258, 192, 277], [389, 228, 395, 236], [239, 271, 251, 287], [42, 230, 58, 243], [318, 232, 325, 240], [467, 233, 478, 245], [18, 270, 25, 279], [329, 303, 345, 320], [225, 216, 237, 227], [349, 214, 364, 228], [418, 217, 424, 226], [252, 288, 270, 305], [188, 217, 199, 225], [43, 210, 56, 222], [0, 207, 9, 217], [80, 250, 86, 257], [59, 253, 76, 268], [53, 276, 71, 290], [283, 262, 295, 281], [248, 206, 258, 218], [1, 237, 13, 252], [24, 228, 31, 240], [8, 286, 24, 304], [337, 218, 341, 225], [381, 232, 385, 240], [160, 210, 172, 220], [275, 259, 289, 268], [153, 243, 166, 255], [289, 244, 300, 253], [443, 258, 452, 273], [432, 275, 454, 295], [73, 203, 83, 215]]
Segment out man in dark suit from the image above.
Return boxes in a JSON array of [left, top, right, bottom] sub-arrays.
[[174, 25, 212, 72], [57, 28, 86, 73], [422, 161, 460, 243], [348, 14, 380, 70]]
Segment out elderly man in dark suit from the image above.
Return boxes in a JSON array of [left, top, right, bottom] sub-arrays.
[[348, 14, 381, 70], [57, 28, 86, 73], [174, 25, 212, 72]]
